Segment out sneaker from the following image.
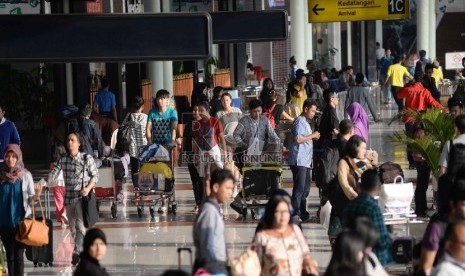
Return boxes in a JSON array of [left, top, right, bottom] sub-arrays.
[[71, 253, 80, 266]]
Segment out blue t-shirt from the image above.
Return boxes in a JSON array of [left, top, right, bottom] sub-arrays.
[[93, 88, 116, 113], [147, 107, 178, 145], [0, 180, 24, 228], [0, 120, 20, 159]]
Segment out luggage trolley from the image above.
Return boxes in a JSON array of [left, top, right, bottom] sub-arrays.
[[239, 153, 283, 220], [131, 144, 177, 218], [95, 155, 125, 218]]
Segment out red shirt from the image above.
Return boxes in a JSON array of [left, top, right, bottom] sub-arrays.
[[397, 82, 446, 122], [193, 117, 223, 151]]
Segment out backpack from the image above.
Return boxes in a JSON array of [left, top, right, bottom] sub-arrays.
[[438, 141, 465, 209], [314, 146, 339, 190], [115, 113, 133, 156], [263, 104, 277, 129], [378, 161, 403, 184]]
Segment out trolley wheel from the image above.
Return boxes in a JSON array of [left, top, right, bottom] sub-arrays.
[[33, 261, 38, 267], [38, 262, 43, 267], [111, 203, 117, 218], [149, 207, 155, 218], [49, 262, 53, 267], [137, 207, 143, 218]]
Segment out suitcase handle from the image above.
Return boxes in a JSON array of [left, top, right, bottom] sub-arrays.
[[177, 247, 192, 270]]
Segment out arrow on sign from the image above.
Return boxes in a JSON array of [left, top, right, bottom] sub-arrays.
[[312, 4, 325, 15]]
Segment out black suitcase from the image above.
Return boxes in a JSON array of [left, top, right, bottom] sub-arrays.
[[393, 236, 415, 264], [242, 166, 282, 198], [25, 188, 54, 267]]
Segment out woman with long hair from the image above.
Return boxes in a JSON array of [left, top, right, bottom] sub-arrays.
[[254, 190, 319, 275], [325, 231, 367, 276], [49, 131, 99, 266], [0, 144, 42, 276], [327, 135, 377, 246]]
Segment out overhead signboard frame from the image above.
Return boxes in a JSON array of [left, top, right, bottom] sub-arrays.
[[307, 0, 410, 23], [0, 13, 212, 62]]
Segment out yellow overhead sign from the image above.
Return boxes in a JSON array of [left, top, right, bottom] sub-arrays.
[[308, 0, 410, 23]]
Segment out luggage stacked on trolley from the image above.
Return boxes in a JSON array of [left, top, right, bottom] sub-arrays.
[[94, 155, 125, 218], [240, 164, 282, 220], [131, 143, 177, 218]]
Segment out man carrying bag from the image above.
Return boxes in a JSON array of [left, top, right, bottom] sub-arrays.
[[48, 131, 99, 266]]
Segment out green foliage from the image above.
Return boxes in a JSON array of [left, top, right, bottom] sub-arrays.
[[391, 108, 455, 179], [0, 67, 54, 130]]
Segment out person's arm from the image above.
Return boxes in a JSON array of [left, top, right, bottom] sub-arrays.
[[215, 121, 228, 161], [112, 107, 118, 122], [419, 222, 442, 275], [233, 118, 246, 148], [198, 206, 222, 262], [365, 89, 378, 120], [424, 88, 446, 112], [11, 122, 20, 145], [146, 112, 152, 144], [337, 159, 358, 200], [170, 110, 179, 144], [438, 141, 450, 176], [280, 110, 294, 121], [81, 155, 98, 197], [293, 119, 320, 144], [48, 158, 63, 182], [344, 90, 350, 118]]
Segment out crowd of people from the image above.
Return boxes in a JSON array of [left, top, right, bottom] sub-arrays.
[[0, 45, 465, 276]]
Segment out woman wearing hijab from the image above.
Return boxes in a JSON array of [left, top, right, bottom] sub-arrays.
[[346, 102, 370, 144], [74, 228, 109, 276], [0, 144, 42, 276]]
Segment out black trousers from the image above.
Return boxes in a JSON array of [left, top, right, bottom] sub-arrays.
[[188, 163, 204, 205], [415, 163, 431, 216], [130, 156, 140, 186], [0, 226, 25, 276]]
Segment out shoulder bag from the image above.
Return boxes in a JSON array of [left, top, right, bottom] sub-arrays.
[[16, 198, 49, 246], [81, 154, 99, 227]]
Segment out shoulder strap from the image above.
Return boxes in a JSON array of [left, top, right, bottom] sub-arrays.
[[81, 154, 87, 190]]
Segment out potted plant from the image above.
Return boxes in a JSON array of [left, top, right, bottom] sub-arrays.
[[391, 108, 456, 179]]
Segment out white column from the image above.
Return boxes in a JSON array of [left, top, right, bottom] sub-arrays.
[[290, 0, 305, 69], [347, 22, 352, 66], [417, 0, 429, 57], [304, 7, 313, 64], [429, 0, 436, 60], [328, 22, 341, 70], [162, 0, 173, 95], [375, 20, 383, 47], [63, 0, 73, 104], [145, 0, 163, 96]]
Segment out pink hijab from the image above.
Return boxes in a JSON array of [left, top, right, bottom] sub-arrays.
[[1, 144, 26, 183], [346, 103, 369, 144]]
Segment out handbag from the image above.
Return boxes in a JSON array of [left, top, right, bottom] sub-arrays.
[[81, 154, 99, 228], [229, 248, 261, 276], [378, 176, 414, 216], [15, 198, 49, 246]]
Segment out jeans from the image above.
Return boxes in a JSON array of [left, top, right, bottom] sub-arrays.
[[53, 187, 66, 222], [188, 162, 204, 205], [391, 86, 403, 112], [290, 165, 311, 221], [66, 200, 86, 254], [0, 226, 25, 276], [415, 163, 431, 216]]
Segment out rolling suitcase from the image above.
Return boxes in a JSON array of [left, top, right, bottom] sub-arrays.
[[25, 188, 54, 267], [177, 247, 193, 273]]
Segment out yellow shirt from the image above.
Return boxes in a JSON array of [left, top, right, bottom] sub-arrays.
[[387, 63, 411, 87], [290, 84, 307, 114], [432, 68, 444, 85]]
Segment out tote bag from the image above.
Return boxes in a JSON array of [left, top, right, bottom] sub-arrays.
[[16, 199, 49, 246], [81, 154, 99, 227], [378, 176, 414, 216]]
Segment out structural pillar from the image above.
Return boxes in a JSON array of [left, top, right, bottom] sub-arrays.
[[328, 22, 341, 69], [161, 0, 173, 95], [63, 0, 74, 104], [375, 20, 383, 46], [304, 7, 313, 65], [417, 0, 429, 57], [429, 0, 436, 60], [145, 0, 163, 97], [290, 0, 305, 69], [347, 22, 352, 66]]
